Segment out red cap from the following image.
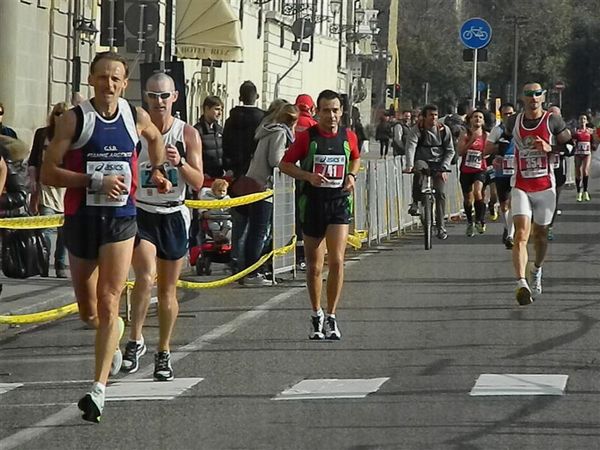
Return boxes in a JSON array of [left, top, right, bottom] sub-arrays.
[[295, 94, 315, 112]]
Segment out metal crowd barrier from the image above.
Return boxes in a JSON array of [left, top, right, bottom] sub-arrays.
[[271, 168, 296, 278]]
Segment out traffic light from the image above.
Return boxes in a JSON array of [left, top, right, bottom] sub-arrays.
[[386, 84, 401, 98]]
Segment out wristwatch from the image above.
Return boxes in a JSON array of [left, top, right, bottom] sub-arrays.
[[346, 172, 357, 180], [176, 157, 186, 168]]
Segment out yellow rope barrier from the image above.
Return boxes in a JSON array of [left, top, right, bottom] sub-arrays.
[[0, 236, 297, 325]]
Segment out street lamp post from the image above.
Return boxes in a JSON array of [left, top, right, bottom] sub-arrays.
[[504, 15, 529, 103]]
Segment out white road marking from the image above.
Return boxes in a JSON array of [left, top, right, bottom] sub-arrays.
[[273, 378, 390, 400], [470, 374, 569, 396], [106, 378, 203, 401], [0, 383, 22, 395]]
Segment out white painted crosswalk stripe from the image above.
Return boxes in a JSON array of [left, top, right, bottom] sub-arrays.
[[470, 374, 569, 396], [0, 383, 22, 395], [106, 378, 203, 401], [273, 378, 390, 400]]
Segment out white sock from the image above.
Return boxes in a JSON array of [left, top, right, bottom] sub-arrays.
[[517, 278, 529, 289], [326, 313, 336, 319], [312, 308, 323, 318], [92, 382, 105, 395], [501, 209, 509, 229]]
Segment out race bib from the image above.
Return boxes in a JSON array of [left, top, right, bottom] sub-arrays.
[[86, 161, 132, 207], [140, 164, 180, 200], [519, 150, 548, 179], [502, 155, 515, 176], [549, 153, 560, 169], [313, 154, 345, 188], [575, 141, 591, 156], [464, 149, 482, 169]]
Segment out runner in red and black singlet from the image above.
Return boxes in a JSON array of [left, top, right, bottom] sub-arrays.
[[280, 89, 360, 341], [41, 52, 170, 423], [572, 113, 594, 201], [503, 82, 571, 306], [458, 110, 488, 236]]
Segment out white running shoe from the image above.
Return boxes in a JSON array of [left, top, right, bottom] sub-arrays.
[[325, 315, 342, 340], [529, 265, 542, 297], [110, 317, 125, 376]]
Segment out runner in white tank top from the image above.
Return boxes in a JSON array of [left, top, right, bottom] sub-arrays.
[[121, 73, 204, 381]]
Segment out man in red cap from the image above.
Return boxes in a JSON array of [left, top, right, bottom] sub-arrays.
[[295, 94, 317, 134]]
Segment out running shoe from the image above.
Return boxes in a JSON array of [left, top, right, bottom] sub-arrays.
[[154, 351, 174, 381], [576, 192, 583, 202], [436, 227, 448, 240], [476, 222, 486, 234], [515, 279, 533, 306], [78, 386, 104, 423], [121, 340, 147, 374], [547, 226, 554, 241], [110, 316, 125, 376], [584, 192, 591, 201], [243, 273, 274, 287], [309, 313, 325, 340], [529, 264, 543, 297], [466, 223, 475, 237], [504, 236, 514, 250], [489, 203, 498, 221], [324, 316, 341, 340], [408, 202, 419, 216]]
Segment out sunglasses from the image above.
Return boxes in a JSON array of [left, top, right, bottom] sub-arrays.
[[146, 91, 173, 100], [523, 89, 546, 97]]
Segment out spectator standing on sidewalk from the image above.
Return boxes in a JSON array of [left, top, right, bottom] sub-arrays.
[[375, 114, 392, 158], [242, 103, 299, 286], [194, 96, 224, 179], [28, 102, 69, 278], [222, 81, 265, 273]]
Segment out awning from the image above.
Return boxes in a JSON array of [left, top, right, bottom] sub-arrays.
[[175, 0, 243, 62]]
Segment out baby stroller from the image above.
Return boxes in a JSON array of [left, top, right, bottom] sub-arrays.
[[189, 187, 232, 276]]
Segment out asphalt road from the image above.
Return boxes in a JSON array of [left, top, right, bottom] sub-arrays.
[[1, 187, 600, 450]]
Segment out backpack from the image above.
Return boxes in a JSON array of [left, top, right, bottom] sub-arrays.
[[392, 123, 410, 156], [441, 114, 465, 164]]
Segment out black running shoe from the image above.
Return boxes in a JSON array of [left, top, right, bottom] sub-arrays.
[[154, 351, 174, 381], [309, 314, 325, 340], [325, 316, 341, 340], [121, 340, 147, 374]]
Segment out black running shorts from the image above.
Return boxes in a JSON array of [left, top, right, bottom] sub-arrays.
[[495, 176, 512, 203], [64, 215, 137, 260], [301, 195, 352, 238], [459, 171, 487, 195], [135, 208, 188, 260]]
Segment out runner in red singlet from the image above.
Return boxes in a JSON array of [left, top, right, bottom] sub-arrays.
[[572, 114, 594, 201]]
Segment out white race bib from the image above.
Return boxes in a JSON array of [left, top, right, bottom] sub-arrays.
[[313, 154, 346, 188], [140, 164, 180, 201], [86, 161, 132, 207], [519, 150, 548, 179], [549, 153, 560, 169], [464, 149, 482, 169], [502, 155, 515, 176], [575, 141, 591, 156]]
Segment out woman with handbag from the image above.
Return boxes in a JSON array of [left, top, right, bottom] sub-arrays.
[[241, 103, 299, 286]]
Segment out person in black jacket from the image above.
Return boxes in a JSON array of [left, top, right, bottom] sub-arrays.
[[222, 82, 265, 273], [194, 96, 224, 179], [0, 136, 26, 217], [222, 81, 265, 178]]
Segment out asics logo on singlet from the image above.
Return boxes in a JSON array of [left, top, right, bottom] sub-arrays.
[[104, 145, 119, 152], [93, 163, 125, 171]]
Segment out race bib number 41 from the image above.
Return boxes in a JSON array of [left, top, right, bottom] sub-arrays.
[[313, 154, 345, 188], [86, 161, 132, 207]]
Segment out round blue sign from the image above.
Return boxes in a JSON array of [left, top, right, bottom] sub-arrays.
[[460, 17, 492, 49], [477, 81, 487, 92]]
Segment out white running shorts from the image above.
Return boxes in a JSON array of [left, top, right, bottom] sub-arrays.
[[511, 187, 556, 226]]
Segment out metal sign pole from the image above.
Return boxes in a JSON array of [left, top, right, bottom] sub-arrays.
[[471, 48, 478, 109]]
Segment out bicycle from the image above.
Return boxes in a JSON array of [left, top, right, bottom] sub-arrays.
[[462, 26, 488, 41], [404, 167, 451, 250]]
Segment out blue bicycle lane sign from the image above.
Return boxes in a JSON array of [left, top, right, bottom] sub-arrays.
[[460, 17, 492, 49]]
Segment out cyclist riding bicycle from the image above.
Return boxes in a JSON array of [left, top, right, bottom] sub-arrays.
[[405, 104, 455, 240]]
